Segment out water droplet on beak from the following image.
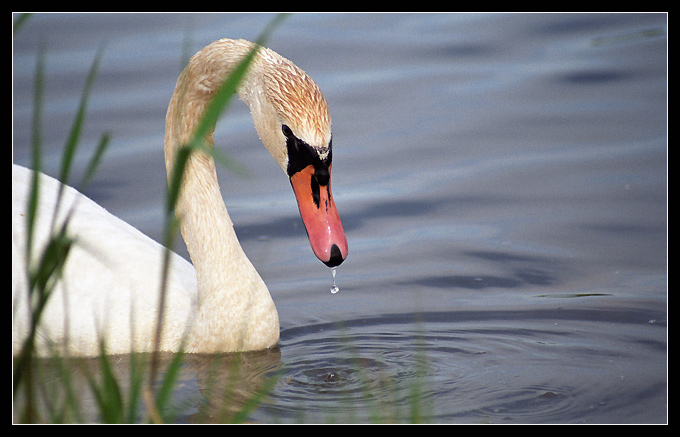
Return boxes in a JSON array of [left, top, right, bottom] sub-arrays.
[[330, 267, 339, 294]]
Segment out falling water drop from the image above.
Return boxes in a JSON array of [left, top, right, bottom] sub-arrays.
[[330, 267, 339, 294]]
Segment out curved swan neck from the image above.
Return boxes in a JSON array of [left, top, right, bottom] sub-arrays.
[[163, 39, 279, 352], [164, 39, 271, 295], [165, 66, 238, 297]]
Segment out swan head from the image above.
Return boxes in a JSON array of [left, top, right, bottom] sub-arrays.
[[244, 46, 348, 268]]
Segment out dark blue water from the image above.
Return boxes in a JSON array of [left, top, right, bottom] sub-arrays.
[[13, 13, 667, 423]]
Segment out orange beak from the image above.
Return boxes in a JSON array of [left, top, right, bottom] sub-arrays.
[[290, 164, 348, 267]]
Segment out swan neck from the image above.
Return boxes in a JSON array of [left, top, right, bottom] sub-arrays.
[[163, 39, 264, 304]]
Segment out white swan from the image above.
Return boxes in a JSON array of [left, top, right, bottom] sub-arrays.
[[12, 38, 348, 357]]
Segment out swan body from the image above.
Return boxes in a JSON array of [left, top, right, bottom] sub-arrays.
[[12, 165, 198, 356], [12, 38, 348, 357]]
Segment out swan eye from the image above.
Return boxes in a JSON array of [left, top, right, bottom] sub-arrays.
[[282, 124, 294, 139]]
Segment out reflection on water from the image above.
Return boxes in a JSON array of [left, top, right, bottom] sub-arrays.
[[13, 13, 666, 423], [180, 350, 282, 423], [18, 350, 281, 423]]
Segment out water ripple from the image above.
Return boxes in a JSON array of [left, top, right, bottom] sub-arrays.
[[249, 308, 665, 423]]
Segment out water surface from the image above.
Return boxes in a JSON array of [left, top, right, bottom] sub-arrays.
[[13, 13, 667, 423]]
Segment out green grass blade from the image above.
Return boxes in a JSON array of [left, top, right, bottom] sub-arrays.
[[124, 352, 145, 423], [88, 344, 125, 423], [13, 13, 31, 35], [152, 351, 185, 422], [14, 40, 109, 423], [25, 41, 45, 265], [13, 40, 46, 422], [182, 13, 290, 178], [167, 13, 289, 215], [58, 45, 105, 187], [80, 131, 111, 190]]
